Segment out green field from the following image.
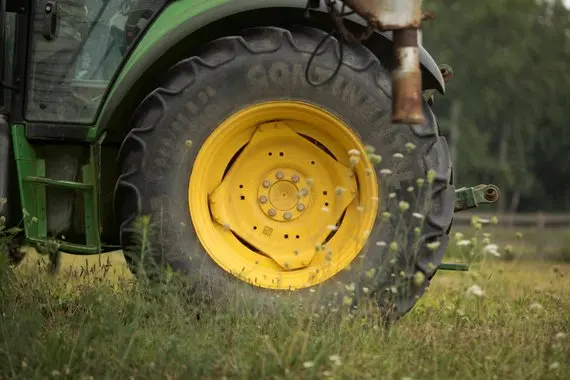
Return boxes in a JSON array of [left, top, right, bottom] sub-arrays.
[[1, 236, 569, 380]]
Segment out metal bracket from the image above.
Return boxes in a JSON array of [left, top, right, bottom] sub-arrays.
[[454, 184, 500, 213], [439, 263, 469, 271]]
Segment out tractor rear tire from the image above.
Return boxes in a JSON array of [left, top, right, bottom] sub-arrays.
[[114, 25, 455, 321]]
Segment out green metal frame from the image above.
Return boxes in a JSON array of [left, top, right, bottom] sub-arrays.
[[11, 124, 102, 254]]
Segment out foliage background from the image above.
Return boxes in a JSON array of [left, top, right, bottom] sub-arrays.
[[423, 0, 570, 213]]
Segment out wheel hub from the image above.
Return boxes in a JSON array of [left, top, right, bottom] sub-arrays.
[[208, 121, 357, 271], [189, 101, 379, 290], [258, 168, 310, 222]]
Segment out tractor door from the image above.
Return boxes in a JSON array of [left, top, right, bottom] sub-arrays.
[[24, 0, 166, 125]]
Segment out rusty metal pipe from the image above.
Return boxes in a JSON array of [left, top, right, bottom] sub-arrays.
[[392, 28, 424, 125], [339, 0, 425, 124]]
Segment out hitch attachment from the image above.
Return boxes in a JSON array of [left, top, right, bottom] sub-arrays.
[[454, 184, 500, 213]]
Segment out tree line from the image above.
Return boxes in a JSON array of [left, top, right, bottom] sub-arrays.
[[422, 0, 570, 212]]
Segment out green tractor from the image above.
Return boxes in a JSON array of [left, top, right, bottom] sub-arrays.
[[0, 0, 499, 320]]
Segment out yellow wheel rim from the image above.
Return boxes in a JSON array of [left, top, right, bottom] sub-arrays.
[[188, 101, 379, 290]]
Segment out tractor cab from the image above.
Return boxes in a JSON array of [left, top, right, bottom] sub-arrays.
[[4, 1, 166, 124], [0, 0, 168, 254]]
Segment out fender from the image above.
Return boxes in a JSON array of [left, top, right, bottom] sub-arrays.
[[94, 0, 445, 140]]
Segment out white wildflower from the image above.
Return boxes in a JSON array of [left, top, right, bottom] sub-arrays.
[[303, 361, 315, 368], [369, 154, 382, 165], [405, 142, 416, 152], [392, 153, 404, 159], [349, 156, 361, 166], [426, 241, 441, 251], [329, 354, 342, 365], [483, 244, 500, 257], [530, 302, 543, 311], [362, 287, 370, 294], [399, 201, 410, 212], [555, 332, 567, 340], [549, 362, 560, 370], [380, 169, 392, 175], [348, 149, 361, 156], [454, 232, 464, 240], [466, 284, 484, 297], [376, 241, 386, 247], [413, 212, 424, 220], [414, 272, 425, 286], [389, 192, 397, 199], [457, 240, 472, 247]]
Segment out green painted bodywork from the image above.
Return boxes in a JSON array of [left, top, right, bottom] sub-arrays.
[[86, 0, 229, 141]]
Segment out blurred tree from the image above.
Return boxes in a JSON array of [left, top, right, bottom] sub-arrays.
[[422, 0, 570, 212]]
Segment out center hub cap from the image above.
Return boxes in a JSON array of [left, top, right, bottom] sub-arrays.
[[258, 168, 310, 222]]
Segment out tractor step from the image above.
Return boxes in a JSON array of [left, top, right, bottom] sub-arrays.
[[11, 125, 102, 254], [454, 184, 500, 212], [22, 176, 93, 191]]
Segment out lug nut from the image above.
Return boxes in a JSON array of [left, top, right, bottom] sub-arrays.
[[268, 209, 276, 217], [259, 196, 268, 204], [300, 188, 309, 196], [283, 212, 292, 220], [276, 171, 284, 180], [291, 175, 300, 183], [296, 203, 305, 211], [263, 180, 271, 188]]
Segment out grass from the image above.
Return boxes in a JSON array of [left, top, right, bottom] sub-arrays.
[[1, 148, 569, 379], [0, 245, 568, 380], [448, 224, 570, 263]]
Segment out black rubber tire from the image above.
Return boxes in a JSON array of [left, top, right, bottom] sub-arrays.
[[114, 25, 455, 321]]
